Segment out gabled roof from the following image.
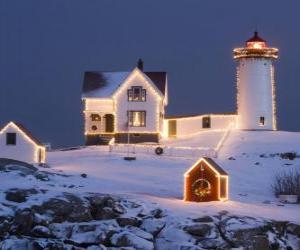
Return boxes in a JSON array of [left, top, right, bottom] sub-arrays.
[[184, 157, 228, 177], [82, 69, 167, 98], [0, 121, 44, 147]]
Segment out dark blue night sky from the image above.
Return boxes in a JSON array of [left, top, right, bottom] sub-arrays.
[[0, 1, 299, 148]]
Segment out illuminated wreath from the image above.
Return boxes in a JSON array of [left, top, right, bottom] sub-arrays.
[[155, 147, 164, 155], [192, 179, 211, 198]]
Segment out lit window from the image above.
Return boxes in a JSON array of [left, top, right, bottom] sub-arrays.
[[90, 114, 101, 121], [128, 111, 146, 127], [259, 116, 265, 126], [128, 87, 146, 102], [6, 133, 16, 145], [202, 116, 211, 128]]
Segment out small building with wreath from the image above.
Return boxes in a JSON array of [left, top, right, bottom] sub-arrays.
[[184, 157, 228, 202]]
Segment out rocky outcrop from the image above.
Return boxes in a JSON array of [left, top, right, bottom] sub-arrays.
[[5, 188, 38, 203], [0, 191, 299, 250], [33, 193, 93, 223]]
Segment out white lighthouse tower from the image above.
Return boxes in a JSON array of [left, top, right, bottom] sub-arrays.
[[233, 32, 278, 130]]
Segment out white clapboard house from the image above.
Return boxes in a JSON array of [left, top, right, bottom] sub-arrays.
[[82, 60, 168, 144], [82, 32, 279, 144], [0, 121, 46, 163]]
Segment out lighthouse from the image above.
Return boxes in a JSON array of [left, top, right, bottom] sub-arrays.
[[233, 32, 278, 130]]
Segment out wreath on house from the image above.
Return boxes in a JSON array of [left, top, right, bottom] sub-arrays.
[[192, 179, 211, 198]]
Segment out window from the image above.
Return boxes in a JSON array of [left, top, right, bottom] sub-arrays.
[[6, 133, 16, 145], [202, 116, 211, 128], [128, 111, 146, 127], [259, 116, 265, 126], [128, 86, 146, 101], [90, 114, 101, 121]]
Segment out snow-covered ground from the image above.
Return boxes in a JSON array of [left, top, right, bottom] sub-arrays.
[[1, 130, 299, 224], [46, 130, 300, 223]]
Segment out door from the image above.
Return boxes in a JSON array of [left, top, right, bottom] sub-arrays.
[[168, 120, 177, 137], [105, 114, 114, 133]]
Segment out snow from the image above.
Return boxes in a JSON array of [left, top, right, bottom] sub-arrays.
[[82, 72, 130, 98], [1, 130, 300, 224]]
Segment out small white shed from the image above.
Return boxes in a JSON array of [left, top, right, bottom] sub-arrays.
[[0, 121, 46, 163]]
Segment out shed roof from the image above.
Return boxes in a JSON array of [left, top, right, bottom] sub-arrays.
[[0, 121, 44, 147], [185, 157, 228, 177], [82, 70, 167, 98]]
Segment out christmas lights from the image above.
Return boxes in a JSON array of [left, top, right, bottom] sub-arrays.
[[0, 122, 46, 163], [184, 158, 229, 202]]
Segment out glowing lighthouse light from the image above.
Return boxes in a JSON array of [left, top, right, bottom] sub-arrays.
[[246, 31, 267, 49]]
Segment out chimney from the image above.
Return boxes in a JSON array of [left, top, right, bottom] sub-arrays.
[[137, 58, 144, 71]]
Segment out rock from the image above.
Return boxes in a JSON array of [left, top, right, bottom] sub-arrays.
[[81, 173, 87, 178], [34, 171, 50, 181], [251, 235, 271, 250], [34, 213, 50, 227], [12, 208, 35, 234], [219, 216, 271, 248], [31, 225, 51, 237], [5, 188, 38, 203], [271, 220, 289, 236], [150, 208, 164, 218], [33, 193, 93, 223], [89, 195, 124, 220], [50, 220, 119, 245], [199, 238, 228, 249], [155, 239, 203, 250], [126, 226, 153, 241], [155, 225, 197, 250], [94, 207, 119, 220], [49, 223, 73, 239], [117, 217, 142, 227], [228, 157, 236, 160], [0, 238, 30, 250], [0, 217, 11, 237], [287, 223, 300, 238], [192, 216, 214, 223], [111, 231, 154, 250], [87, 246, 108, 250], [184, 223, 213, 237], [0, 158, 37, 175], [140, 218, 166, 236]]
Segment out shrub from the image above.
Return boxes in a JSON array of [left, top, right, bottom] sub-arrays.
[[280, 152, 298, 160], [271, 169, 300, 197]]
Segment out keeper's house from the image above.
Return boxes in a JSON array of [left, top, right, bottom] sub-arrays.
[[0, 121, 46, 163], [82, 60, 168, 145]]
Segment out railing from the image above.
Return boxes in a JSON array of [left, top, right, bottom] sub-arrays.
[[109, 143, 216, 158]]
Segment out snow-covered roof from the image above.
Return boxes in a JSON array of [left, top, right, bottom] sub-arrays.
[[82, 70, 167, 98]]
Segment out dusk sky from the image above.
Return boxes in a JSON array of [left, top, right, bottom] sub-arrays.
[[0, 1, 299, 148]]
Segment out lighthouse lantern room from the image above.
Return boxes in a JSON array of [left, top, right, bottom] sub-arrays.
[[233, 32, 278, 130]]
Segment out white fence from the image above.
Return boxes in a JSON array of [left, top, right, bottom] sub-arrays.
[[109, 144, 217, 158]]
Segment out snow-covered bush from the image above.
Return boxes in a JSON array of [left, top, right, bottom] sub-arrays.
[[272, 170, 300, 198]]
